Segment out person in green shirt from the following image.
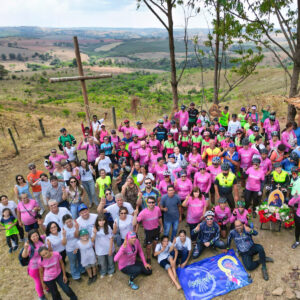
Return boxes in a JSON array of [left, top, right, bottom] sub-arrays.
[[58, 128, 76, 150], [219, 106, 230, 130], [95, 169, 112, 198], [290, 166, 300, 196], [261, 105, 271, 125], [238, 107, 247, 128], [0, 208, 19, 253]]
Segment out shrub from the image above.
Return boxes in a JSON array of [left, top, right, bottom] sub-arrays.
[[62, 109, 70, 117], [77, 111, 86, 119]]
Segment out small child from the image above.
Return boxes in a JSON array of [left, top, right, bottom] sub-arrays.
[[214, 198, 231, 238], [154, 236, 181, 290], [92, 214, 115, 278], [230, 201, 253, 228], [74, 229, 97, 285], [0, 208, 19, 253]]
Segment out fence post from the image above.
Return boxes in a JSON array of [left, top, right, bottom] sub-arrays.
[[13, 122, 20, 138], [8, 128, 19, 155], [38, 118, 46, 137], [112, 106, 117, 129]]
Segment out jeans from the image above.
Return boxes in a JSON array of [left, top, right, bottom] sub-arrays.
[[97, 254, 115, 275], [176, 248, 189, 265], [33, 191, 45, 211], [70, 203, 81, 219], [163, 219, 179, 241], [295, 214, 300, 242], [121, 260, 152, 281], [44, 272, 77, 300], [241, 243, 266, 270], [6, 234, 18, 249], [67, 250, 85, 280], [82, 180, 98, 206], [193, 239, 226, 259]]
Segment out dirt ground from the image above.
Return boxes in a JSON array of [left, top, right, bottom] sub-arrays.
[[0, 103, 299, 300]]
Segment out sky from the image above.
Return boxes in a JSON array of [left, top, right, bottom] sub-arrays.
[[0, 0, 211, 28]]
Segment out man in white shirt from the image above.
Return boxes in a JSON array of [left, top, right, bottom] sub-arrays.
[[76, 203, 98, 237], [228, 114, 242, 137], [97, 193, 134, 221], [91, 114, 107, 135], [198, 110, 210, 127], [40, 199, 71, 230], [95, 151, 112, 174]]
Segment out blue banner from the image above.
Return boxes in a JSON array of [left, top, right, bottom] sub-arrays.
[[177, 249, 252, 300]]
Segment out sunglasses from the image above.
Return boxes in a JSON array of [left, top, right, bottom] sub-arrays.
[[29, 167, 36, 170], [206, 217, 213, 221], [199, 168, 206, 170], [17, 178, 23, 180], [51, 151, 57, 154], [145, 182, 152, 185], [148, 201, 155, 204], [70, 180, 76, 183], [106, 192, 111, 195]]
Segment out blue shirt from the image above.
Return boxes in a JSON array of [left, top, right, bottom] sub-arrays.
[[141, 188, 161, 209], [294, 127, 300, 146], [160, 194, 181, 222], [100, 142, 113, 155], [227, 228, 258, 253], [196, 221, 220, 244], [281, 158, 297, 174], [222, 151, 239, 173]]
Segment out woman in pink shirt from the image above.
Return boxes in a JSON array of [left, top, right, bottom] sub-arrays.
[[110, 129, 121, 150], [77, 137, 99, 164], [206, 157, 222, 205], [20, 230, 47, 300], [99, 124, 109, 143], [187, 146, 202, 177], [163, 115, 171, 131], [157, 171, 172, 196], [174, 105, 189, 128], [148, 146, 162, 174], [288, 196, 300, 249], [136, 141, 150, 166], [128, 135, 141, 161], [220, 133, 231, 150], [281, 122, 297, 152], [17, 193, 40, 232], [214, 197, 231, 238], [38, 247, 77, 300], [194, 162, 211, 201], [154, 158, 168, 182], [230, 201, 251, 227], [148, 133, 162, 153], [49, 149, 68, 166], [114, 231, 152, 290], [245, 158, 265, 215], [182, 187, 206, 242], [268, 131, 281, 151]]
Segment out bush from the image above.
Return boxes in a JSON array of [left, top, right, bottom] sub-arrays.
[[62, 109, 70, 117], [77, 111, 86, 119]]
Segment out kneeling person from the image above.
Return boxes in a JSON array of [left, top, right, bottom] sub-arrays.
[[192, 211, 226, 259], [227, 220, 274, 281]]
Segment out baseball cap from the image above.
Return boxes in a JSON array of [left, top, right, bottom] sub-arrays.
[[79, 229, 89, 236], [136, 121, 143, 125], [124, 119, 129, 123], [78, 203, 88, 213], [158, 119, 164, 124]]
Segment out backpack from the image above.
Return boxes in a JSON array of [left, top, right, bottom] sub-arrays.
[[18, 244, 35, 266]]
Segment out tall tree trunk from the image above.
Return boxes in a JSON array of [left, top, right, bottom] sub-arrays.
[[167, 0, 179, 110], [287, 0, 300, 122], [213, 0, 220, 105]]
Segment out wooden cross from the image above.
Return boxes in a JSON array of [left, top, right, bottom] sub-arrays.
[[49, 36, 112, 124]]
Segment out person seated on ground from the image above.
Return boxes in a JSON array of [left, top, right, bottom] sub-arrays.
[[114, 231, 152, 290], [174, 230, 192, 268], [192, 210, 226, 259], [154, 235, 181, 290], [227, 220, 274, 281]]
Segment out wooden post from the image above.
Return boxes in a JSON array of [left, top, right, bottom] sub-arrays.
[[38, 118, 46, 137], [112, 106, 117, 129], [13, 122, 20, 138], [73, 36, 91, 125], [8, 128, 19, 155]]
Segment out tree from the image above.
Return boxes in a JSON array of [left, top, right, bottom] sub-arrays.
[[137, 0, 190, 110], [225, 0, 300, 121], [191, 0, 263, 104], [0, 65, 8, 80], [9, 53, 16, 60], [1, 54, 6, 61]]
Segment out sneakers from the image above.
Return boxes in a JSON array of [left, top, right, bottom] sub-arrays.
[[100, 275, 105, 279], [265, 257, 274, 263], [292, 241, 300, 249], [88, 277, 94, 285], [128, 280, 139, 290], [262, 267, 269, 281], [13, 245, 18, 252], [108, 274, 113, 277], [192, 244, 200, 259], [73, 278, 82, 282], [9, 248, 13, 253]]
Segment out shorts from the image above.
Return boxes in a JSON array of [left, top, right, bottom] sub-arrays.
[[84, 264, 97, 270], [145, 227, 160, 245], [159, 256, 173, 270], [24, 222, 39, 232]]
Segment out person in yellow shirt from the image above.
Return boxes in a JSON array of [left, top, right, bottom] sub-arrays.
[[202, 140, 221, 166], [95, 169, 111, 198]]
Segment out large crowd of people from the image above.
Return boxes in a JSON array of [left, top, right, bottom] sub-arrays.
[[1, 103, 300, 299]]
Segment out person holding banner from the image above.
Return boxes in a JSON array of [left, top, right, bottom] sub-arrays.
[[192, 211, 226, 259], [227, 220, 274, 281]]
